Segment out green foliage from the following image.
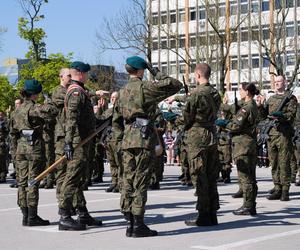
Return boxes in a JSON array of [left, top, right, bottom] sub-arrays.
[[0, 76, 18, 112], [18, 53, 73, 94]]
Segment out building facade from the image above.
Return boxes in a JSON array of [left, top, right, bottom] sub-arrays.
[[148, 0, 300, 90]]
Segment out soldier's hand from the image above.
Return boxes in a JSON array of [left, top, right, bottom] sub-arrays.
[[64, 143, 74, 161], [223, 94, 228, 104], [147, 63, 160, 77], [165, 96, 175, 104], [98, 97, 106, 108], [96, 90, 110, 96]]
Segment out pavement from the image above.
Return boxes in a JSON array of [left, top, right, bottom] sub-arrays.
[[0, 164, 300, 250]]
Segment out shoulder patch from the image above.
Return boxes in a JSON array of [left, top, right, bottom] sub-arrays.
[[72, 91, 79, 96]]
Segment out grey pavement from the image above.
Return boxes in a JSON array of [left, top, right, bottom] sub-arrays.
[[0, 164, 300, 250]]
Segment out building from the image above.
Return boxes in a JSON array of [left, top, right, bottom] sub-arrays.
[[148, 0, 300, 90]]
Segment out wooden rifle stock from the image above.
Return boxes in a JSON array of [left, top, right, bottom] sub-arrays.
[[29, 118, 112, 187]]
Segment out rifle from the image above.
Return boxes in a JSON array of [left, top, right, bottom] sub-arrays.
[[182, 76, 189, 96], [234, 90, 238, 114], [29, 117, 112, 187], [257, 84, 297, 146]]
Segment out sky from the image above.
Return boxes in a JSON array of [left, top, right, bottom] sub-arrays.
[[0, 0, 133, 71]]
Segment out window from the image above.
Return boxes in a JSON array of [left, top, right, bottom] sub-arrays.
[[262, 1, 269, 11], [190, 37, 196, 47], [179, 38, 185, 48], [152, 41, 158, 50], [298, 0, 300, 7], [170, 65, 177, 75], [179, 12, 185, 22], [152, 15, 159, 25], [198, 36, 206, 45], [161, 65, 168, 74], [170, 13, 176, 23], [263, 57, 270, 68], [190, 10, 196, 21], [262, 29, 269, 40], [251, 2, 259, 13], [286, 0, 294, 8], [241, 57, 248, 69], [170, 39, 176, 49], [252, 29, 260, 41], [199, 9, 206, 20], [161, 14, 167, 25], [231, 57, 238, 70], [241, 31, 249, 41], [252, 55, 259, 68], [286, 26, 294, 37], [161, 40, 167, 49], [219, 6, 225, 17], [230, 4, 237, 15], [241, 3, 248, 14], [179, 65, 185, 74], [275, 0, 282, 9], [231, 31, 238, 42], [286, 54, 295, 66]]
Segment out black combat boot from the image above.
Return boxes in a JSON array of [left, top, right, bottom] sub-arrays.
[[210, 211, 218, 225], [132, 215, 158, 237], [267, 190, 282, 200], [149, 182, 160, 190], [233, 204, 257, 216], [232, 189, 243, 198], [269, 187, 275, 194], [295, 181, 300, 186], [27, 207, 50, 226], [124, 212, 134, 237], [280, 190, 290, 201], [21, 207, 28, 226], [44, 180, 54, 189], [59, 208, 86, 231], [185, 212, 212, 226], [76, 207, 102, 226], [178, 173, 185, 180], [223, 169, 231, 184], [106, 184, 117, 192], [113, 185, 120, 193]]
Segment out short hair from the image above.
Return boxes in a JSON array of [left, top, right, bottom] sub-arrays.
[[195, 63, 211, 79], [125, 64, 138, 75]]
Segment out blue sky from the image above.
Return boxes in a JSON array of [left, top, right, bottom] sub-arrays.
[[0, 0, 133, 71]]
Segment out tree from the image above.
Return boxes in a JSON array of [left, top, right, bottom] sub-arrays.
[[95, 0, 152, 63], [18, 53, 72, 93], [0, 76, 18, 112], [18, 0, 48, 61]]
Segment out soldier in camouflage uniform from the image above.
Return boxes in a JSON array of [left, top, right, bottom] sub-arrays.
[[257, 75, 297, 201], [59, 62, 102, 231], [0, 112, 9, 183], [292, 100, 300, 186], [117, 56, 182, 237], [51, 68, 71, 205], [179, 63, 221, 227], [217, 83, 259, 215], [10, 79, 57, 226]]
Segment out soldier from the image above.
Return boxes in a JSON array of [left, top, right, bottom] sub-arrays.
[[9, 99, 23, 188], [117, 56, 182, 237], [257, 75, 297, 201], [51, 68, 71, 206], [292, 96, 300, 186], [216, 83, 259, 215], [58, 61, 102, 231], [103, 91, 124, 193], [10, 79, 57, 226], [0, 111, 9, 183], [177, 63, 221, 227]]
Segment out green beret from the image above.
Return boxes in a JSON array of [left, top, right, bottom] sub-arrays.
[[24, 79, 42, 94], [70, 61, 91, 72], [126, 56, 148, 70]]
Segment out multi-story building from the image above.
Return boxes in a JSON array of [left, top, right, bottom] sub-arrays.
[[148, 0, 300, 90]]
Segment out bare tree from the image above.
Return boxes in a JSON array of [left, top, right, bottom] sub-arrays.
[[96, 0, 152, 63]]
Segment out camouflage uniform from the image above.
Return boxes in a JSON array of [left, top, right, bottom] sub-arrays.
[[183, 83, 221, 224], [10, 99, 57, 210], [118, 72, 181, 217], [226, 99, 258, 213], [59, 80, 95, 212], [292, 103, 300, 184], [51, 84, 68, 202], [0, 118, 9, 182], [259, 92, 297, 196]]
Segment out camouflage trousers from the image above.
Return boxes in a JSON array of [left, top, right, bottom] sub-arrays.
[[218, 143, 232, 171], [93, 142, 105, 179], [189, 145, 220, 213], [120, 148, 152, 216], [180, 149, 191, 182], [235, 155, 257, 208], [268, 134, 292, 191], [44, 140, 56, 184], [58, 143, 89, 210], [292, 145, 300, 180], [149, 153, 164, 185], [106, 141, 122, 186], [15, 140, 46, 208]]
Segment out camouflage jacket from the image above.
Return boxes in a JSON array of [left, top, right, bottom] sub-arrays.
[[118, 72, 182, 150], [52, 84, 67, 140], [9, 99, 57, 155], [64, 80, 95, 145], [226, 99, 258, 158], [183, 83, 221, 159], [0, 119, 9, 154], [258, 91, 297, 136]]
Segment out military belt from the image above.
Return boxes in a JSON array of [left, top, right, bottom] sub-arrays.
[[20, 130, 39, 145]]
